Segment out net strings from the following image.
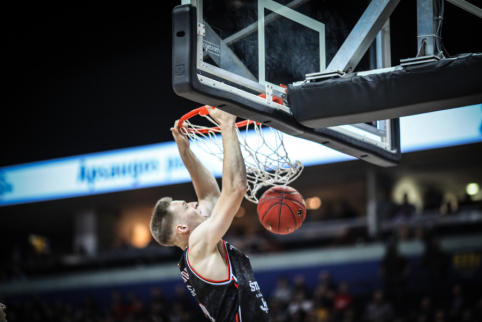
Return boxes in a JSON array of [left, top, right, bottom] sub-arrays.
[[181, 115, 303, 203]]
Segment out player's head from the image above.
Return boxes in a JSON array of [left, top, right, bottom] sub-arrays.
[[150, 197, 204, 247]]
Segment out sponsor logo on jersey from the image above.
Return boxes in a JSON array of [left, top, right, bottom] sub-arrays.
[[249, 281, 260, 292], [181, 268, 189, 283], [187, 285, 196, 297], [260, 298, 269, 313]]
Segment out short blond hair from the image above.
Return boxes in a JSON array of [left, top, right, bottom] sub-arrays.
[[150, 197, 176, 246]]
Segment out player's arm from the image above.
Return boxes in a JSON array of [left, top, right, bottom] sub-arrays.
[[171, 120, 220, 211], [189, 108, 247, 251]]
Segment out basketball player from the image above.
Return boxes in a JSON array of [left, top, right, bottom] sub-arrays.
[[150, 107, 269, 322]]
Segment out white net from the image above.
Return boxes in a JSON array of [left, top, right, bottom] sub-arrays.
[[181, 109, 303, 203]]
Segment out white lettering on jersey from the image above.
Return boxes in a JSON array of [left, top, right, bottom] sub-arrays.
[[181, 268, 189, 283], [260, 298, 269, 313], [200, 303, 216, 321], [187, 285, 196, 297], [249, 281, 260, 292]]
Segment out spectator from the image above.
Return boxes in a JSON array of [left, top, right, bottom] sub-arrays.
[[151, 287, 167, 305], [318, 270, 336, 294], [415, 296, 434, 322], [150, 287, 169, 320], [271, 276, 293, 304], [110, 291, 128, 321], [287, 289, 313, 321], [293, 274, 310, 298], [449, 284, 465, 321], [414, 225, 425, 241], [174, 283, 197, 312], [379, 243, 410, 314], [313, 285, 334, 311], [474, 298, 482, 322], [312, 285, 333, 322], [396, 223, 411, 242], [363, 290, 394, 322], [458, 193, 478, 211], [434, 309, 447, 322], [423, 188, 443, 212], [127, 293, 147, 321], [393, 193, 416, 223], [78, 295, 100, 321], [341, 309, 356, 322], [377, 189, 398, 221], [461, 309, 478, 322], [170, 301, 191, 322], [269, 299, 289, 322], [333, 282, 354, 322], [149, 300, 168, 322]]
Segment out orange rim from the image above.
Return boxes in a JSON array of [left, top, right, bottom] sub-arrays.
[[179, 105, 259, 134]]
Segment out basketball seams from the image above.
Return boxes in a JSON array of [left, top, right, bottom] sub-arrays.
[[261, 203, 281, 223], [285, 203, 298, 230], [284, 199, 306, 212], [278, 186, 285, 234], [260, 197, 306, 216]]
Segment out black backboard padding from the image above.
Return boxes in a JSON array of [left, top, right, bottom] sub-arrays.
[[289, 54, 482, 128], [172, 5, 400, 167]]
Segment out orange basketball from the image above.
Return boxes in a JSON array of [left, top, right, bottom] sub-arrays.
[[257, 186, 306, 235]]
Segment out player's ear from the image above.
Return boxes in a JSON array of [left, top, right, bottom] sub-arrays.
[[176, 224, 189, 235]]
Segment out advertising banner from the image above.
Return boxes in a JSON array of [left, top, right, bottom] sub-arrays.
[[1, 105, 481, 206]]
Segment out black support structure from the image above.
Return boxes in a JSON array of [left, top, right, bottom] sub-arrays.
[[172, 5, 401, 167]]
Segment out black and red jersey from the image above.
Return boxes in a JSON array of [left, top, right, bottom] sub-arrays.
[[178, 240, 269, 322]]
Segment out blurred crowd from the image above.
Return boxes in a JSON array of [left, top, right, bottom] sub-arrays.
[[0, 285, 202, 322], [377, 192, 482, 223], [267, 271, 482, 322], [2, 225, 481, 322], [1, 269, 481, 322]]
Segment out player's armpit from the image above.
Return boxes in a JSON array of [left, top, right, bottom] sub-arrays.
[[189, 187, 245, 253]]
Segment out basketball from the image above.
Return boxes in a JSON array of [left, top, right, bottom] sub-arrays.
[[257, 186, 306, 235]]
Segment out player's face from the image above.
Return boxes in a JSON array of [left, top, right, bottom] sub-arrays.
[[171, 200, 205, 229]]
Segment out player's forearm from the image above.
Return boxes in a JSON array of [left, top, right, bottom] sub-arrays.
[[179, 147, 220, 200], [220, 123, 247, 194]]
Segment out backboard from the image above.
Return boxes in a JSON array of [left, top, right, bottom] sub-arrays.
[[173, 0, 403, 166]]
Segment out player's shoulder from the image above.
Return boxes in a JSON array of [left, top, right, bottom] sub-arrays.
[[188, 222, 220, 256]]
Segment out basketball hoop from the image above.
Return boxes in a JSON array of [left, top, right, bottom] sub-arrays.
[[179, 106, 303, 203]]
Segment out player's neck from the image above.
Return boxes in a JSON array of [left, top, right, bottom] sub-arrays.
[[177, 239, 189, 251]]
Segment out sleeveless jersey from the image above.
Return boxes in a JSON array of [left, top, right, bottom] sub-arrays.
[[178, 240, 270, 322]]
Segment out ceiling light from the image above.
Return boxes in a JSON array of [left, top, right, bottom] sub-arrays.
[[131, 223, 151, 248], [306, 197, 321, 210], [466, 183, 479, 196]]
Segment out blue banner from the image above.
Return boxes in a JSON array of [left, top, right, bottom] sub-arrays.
[[1, 105, 481, 206]]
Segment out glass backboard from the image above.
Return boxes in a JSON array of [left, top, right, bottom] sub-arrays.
[[173, 0, 401, 166]]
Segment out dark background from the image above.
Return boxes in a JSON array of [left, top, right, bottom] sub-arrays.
[[3, 0, 481, 168]]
